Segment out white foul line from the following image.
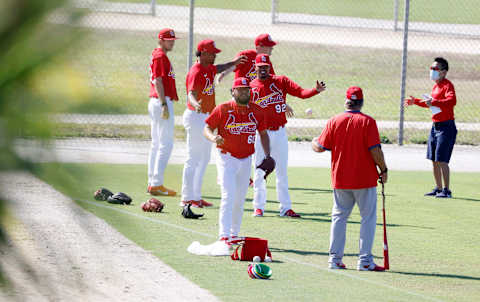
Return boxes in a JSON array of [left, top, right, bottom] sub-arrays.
[[77, 198, 444, 302]]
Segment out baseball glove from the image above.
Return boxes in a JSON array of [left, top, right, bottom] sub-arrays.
[[94, 187, 113, 201], [141, 198, 164, 212], [182, 204, 204, 219], [107, 192, 132, 205], [256, 155, 276, 179]]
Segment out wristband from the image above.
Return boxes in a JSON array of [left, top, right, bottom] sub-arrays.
[[381, 167, 388, 174]]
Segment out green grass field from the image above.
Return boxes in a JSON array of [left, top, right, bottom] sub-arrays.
[[106, 0, 480, 24], [34, 162, 480, 302]]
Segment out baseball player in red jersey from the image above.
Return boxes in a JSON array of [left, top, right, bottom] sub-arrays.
[[312, 86, 388, 271], [250, 54, 326, 217], [204, 77, 271, 243], [181, 40, 247, 208], [147, 28, 178, 197]]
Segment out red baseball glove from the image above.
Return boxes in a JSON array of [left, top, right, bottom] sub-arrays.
[[141, 198, 164, 212]]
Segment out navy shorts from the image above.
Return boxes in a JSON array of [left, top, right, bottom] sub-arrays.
[[427, 120, 457, 163]]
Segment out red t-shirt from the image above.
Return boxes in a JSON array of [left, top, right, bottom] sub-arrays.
[[315, 111, 381, 189], [185, 62, 217, 113], [234, 49, 275, 82], [149, 48, 178, 100], [249, 75, 318, 129], [205, 100, 267, 159], [413, 78, 456, 122]]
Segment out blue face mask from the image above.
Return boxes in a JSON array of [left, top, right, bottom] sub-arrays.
[[430, 69, 440, 81]]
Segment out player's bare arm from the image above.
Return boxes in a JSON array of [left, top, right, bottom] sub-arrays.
[[311, 138, 326, 153], [315, 80, 327, 93], [215, 66, 235, 85], [285, 104, 294, 118], [258, 130, 271, 157], [369, 146, 388, 183], [154, 78, 169, 119], [215, 55, 248, 73], [204, 125, 224, 146], [188, 90, 202, 113]]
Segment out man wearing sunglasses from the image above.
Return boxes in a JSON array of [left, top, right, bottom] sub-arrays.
[[404, 57, 457, 198]]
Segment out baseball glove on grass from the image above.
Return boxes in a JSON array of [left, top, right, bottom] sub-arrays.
[[141, 198, 164, 212], [182, 204, 204, 219], [107, 192, 132, 205], [94, 188, 113, 201], [256, 155, 276, 179]]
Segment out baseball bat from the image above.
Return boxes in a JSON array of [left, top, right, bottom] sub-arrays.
[[381, 181, 389, 270]]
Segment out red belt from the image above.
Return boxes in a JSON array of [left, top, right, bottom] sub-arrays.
[[267, 125, 285, 131]]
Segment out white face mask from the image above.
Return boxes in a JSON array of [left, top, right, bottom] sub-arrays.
[[430, 69, 440, 81]]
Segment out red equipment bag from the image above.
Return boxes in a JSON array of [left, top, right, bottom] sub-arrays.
[[231, 237, 272, 261]]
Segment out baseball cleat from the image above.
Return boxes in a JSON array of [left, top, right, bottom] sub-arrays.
[[357, 263, 385, 272], [253, 209, 264, 217], [329, 262, 347, 269], [435, 188, 452, 198], [189, 200, 204, 208], [249, 178, 254, 187], [179, 200, 193, 207], [197, 199, 213, 207], [148, 185, 176, 197], [281, 209, 301, 218], [424, 187, 441, 196]]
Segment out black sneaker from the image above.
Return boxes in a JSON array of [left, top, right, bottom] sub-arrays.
[[436, 188, 452, 198], [424, 188, 441, 196]]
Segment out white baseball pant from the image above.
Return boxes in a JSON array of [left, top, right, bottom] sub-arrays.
[[148, 97, 174, 186], [217, 150, 252, 238], [329, 187, 377, 266], [253, 126, 291, 215], [181, 109, 212, 201]]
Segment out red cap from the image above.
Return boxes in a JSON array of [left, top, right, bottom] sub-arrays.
[[158, 28, 178, 40], [255, 34, 277, 47], [232, 77, 250, 89], [255, 54, 271, 66], [346, 86, 363, 101], [197, 39, 221, 54]]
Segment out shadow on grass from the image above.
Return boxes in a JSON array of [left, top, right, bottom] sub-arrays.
[[269, 247, 381, 259], [392, 271, 480, 281], [452, 196, 480, 202]]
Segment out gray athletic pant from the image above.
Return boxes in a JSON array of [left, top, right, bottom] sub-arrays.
[[329, 187, 377, 266]]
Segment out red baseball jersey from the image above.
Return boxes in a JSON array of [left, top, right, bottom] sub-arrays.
[[149, 48, 178, 100], [249, 75, 318, 129], [185, 62, 217, 113], [234, 49, 275, 82], [413, 78, 456, 122], [206, 100, 267, 159], [315, 111, 381, 190]]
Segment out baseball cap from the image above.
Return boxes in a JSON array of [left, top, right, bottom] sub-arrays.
[[158, 28, 178, 40], [346, 86, 363, 101], [255, 54, 271, 66], [197, 39, 221, 54], [232, 77, 250, 89], [255, 34, 277, 47]]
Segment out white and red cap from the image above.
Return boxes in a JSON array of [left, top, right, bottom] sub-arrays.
[[346, 86, 363, 101], [232, 77, 250, 89], [197, 39, 221, 53], [255, 34, 277, 47], [255, 54, 271, 66], [158, 28, 178, 40]]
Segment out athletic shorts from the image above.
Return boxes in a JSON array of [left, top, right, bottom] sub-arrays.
[[427, 120, 457, 163]]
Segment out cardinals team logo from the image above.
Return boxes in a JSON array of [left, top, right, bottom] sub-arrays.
[[252, 83, 284, 108], [202, 74, 214, 95], [168, 65, 175, 79], [224, 112, 257, 135], [246, 60, 257, 81]]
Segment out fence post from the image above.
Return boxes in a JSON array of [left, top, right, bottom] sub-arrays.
[[393, 0, 399, 31], [271, 0, 277, 24], [150, 0, 156, 17], [187, 0, 195, 72], [398, 0, 410, 145]]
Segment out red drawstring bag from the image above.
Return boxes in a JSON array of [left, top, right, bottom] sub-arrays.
[[231, 237, 272, 261]]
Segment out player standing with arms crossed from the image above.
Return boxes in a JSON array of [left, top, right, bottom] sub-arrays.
[[404, 57, 457, 198], [312, 86, 388, 271], [250, 54, 326, 217], [147, 28, 178, 197], [181, 40, 247, 208], [204, 77, 272, 243]]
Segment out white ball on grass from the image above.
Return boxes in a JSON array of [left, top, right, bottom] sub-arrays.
[[305, 108, 313, 115], [253, 256, 261, 262], [264, 256, 272, 263]]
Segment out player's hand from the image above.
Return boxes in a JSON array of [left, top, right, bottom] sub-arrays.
[[233, 55, 248, 66], [214, 135, 224, 146], [379, 171, 388, 184], [216, 73, 225, 85], [161, 104, 169, 120], [286, 104, 294, 118], [192, 100, 202, 113], [316, 80, 326, 93]]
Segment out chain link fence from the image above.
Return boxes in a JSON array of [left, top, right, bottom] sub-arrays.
[[48, 0, 480, 146]]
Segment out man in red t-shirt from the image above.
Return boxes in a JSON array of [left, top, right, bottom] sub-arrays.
[[250, 54, 326, 218], [405, 57, 457, 198], [147, 28, 179, 197], [180, 40, 247, 208], [204, 77, 271, 245], [312, 86, 388, 271]]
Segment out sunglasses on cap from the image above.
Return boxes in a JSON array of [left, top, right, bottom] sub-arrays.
[[430, 66, 441, 71]]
